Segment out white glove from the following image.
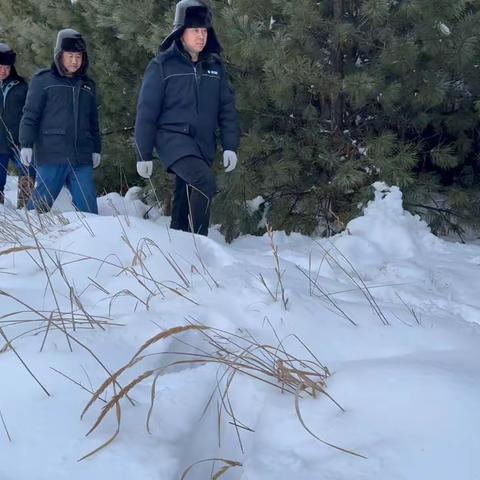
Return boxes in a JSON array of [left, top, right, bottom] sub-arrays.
[[92, 153, 101, 169], [223, 150, 238, 173], [137, 160, 153, 179], [20, 148, 33, 167]]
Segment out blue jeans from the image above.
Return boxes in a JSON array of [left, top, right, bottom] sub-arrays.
[[0, 151, 36, 194], [28, 164, 98, 214]]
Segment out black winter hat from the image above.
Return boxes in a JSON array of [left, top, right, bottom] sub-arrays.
[[0, 43, 16, 66], [60, 37, 86, 52], [54, 29, 87, 56], [183, 5, 212, 28], [160, 0, 222, 53]]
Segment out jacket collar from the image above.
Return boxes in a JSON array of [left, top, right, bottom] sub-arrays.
[[50, 62, 87, 81], [1, 67, 25, 85], [164, 40, 216, 65]]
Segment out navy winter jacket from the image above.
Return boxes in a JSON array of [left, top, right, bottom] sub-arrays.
[[135, 40, 239, 170], [20, 65, 101, 166], [0, 70, 28, 154]]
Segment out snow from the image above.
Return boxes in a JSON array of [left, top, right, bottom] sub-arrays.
[[246, 195, 264, 214], [1, 177, 480, 480], [437, 22, 452, 37]]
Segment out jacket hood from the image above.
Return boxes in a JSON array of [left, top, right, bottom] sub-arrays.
[[3, 66, 25, 83], [53, 28, 89, 77]]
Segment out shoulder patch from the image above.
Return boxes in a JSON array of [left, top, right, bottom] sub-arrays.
[[206, 54, 225, 71]]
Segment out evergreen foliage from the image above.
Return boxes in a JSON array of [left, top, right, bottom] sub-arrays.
[[1, 0, 480, 240]]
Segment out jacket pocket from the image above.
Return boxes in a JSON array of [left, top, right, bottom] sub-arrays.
[[41, 128, 66, 152], [159, 123, 191, 135], [43, 128, 66, 135]]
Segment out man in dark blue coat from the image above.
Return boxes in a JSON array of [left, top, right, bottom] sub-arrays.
[[135, 0, 240, 236], [0, 43, 35, 207], [19, 29, 101, 214]]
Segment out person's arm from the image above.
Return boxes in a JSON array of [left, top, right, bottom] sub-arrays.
[[218, 63, 240, 153], [134, 58, 165, 162], [90, 81, 101, 154], [19, 74, 46, 148], [10, 81, 28, 147], [18, 82, 28, 114]]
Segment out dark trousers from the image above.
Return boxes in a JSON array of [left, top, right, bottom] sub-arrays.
[[169, 156, 216, 236]]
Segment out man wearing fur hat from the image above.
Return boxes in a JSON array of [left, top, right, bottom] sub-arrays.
[[135, 0, 240, 236], [0, 43, 35, 207], [19, 29, 101, 213]]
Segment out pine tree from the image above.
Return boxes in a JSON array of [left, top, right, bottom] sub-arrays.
[[349, 0, 480, 237], [212, 0, 480, 240], [2, 1, 480, 240], [211, 0, 372, 239]]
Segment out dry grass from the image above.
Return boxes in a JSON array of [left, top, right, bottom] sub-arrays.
[[0, 407, 12, 442], [2, 195, 224, 325], [50, 367, 108, 403], [295, 240, 395, 326], [180, 457, 242, 480], [0, 200, 389, 472], [79, 321, 365, 462], [1, 205, 203, 344], [255, 225, 289, 310], [0, 323, 51, 397], [0, 201, 218, 416], [0, 207, 139, 413]]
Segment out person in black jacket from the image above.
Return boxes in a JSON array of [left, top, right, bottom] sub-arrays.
[[0, 43, 35, 207], [19, 29, 101, 214], [135, 0, 240, 236]]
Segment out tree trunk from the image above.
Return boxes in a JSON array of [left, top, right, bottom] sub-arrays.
[[332, 0, 345, 131]]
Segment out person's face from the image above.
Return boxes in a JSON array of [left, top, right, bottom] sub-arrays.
[[61, 51, 83, 74], [0, 65, 12, 81], [182, 28, 208, 55]]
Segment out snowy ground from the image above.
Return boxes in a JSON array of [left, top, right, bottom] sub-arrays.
[[1, 176, 479, 480]]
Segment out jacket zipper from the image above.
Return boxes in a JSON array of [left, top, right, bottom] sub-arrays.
[[179, 47, 202, 114], [73, 88, 77, 157], [1, 81, 5, 110], [71, 82, 80, 161], [193, 64, 200, 114], [2, 80, 18, 110]]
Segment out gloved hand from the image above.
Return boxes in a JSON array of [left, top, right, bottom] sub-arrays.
[[20, 148, 33, 167], [137, 160, 153, 179], [92, 153, 101, 169], [223, 150, 238, 173]]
